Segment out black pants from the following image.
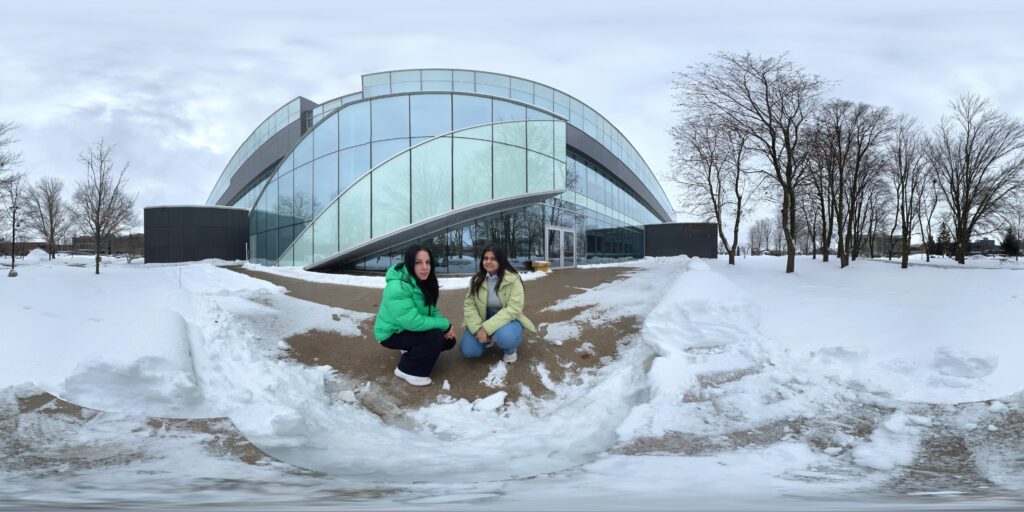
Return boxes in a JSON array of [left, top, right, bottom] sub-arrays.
[[381, 329, 455, 377]]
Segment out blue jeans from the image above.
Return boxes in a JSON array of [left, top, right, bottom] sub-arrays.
[[460, 310, 522, 358]]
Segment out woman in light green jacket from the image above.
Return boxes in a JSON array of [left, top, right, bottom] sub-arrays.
[[460, 244, 536, 363]]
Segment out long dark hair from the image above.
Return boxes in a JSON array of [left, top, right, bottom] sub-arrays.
[[400, 244, 439, 307], [469, 244, 520, 297]]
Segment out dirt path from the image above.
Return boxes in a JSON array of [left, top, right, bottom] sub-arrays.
[[232, 266, 643, 408]]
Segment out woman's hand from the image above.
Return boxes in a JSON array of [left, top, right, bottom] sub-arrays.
[[445, 325, 456, 340], [475, 328, 489, 343]]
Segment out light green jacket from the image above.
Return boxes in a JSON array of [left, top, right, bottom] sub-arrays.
[[462, 272, 536, 335]]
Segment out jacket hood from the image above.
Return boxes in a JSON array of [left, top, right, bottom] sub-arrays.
[[385, 263, 412, 284]]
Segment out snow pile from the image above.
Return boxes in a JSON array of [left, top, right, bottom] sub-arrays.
[[22, 248, 49, 263], [851, 412, 929, 470]]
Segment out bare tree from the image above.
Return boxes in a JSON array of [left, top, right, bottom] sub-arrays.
[[677, 52, 827, 273], [1, 172, 28, 270], [884, 115, 930, 268], [26, 176, 72, 260], [929, 94, 1024, 264], [917, 180, 940, 262], [813, 100, 893, 267], [70, 140, 138, 275], [748, 217, 774, 255], [0, 122, 22, 188], [670, 111, 760, 265]]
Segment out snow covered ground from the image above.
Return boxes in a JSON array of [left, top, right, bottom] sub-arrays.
[[1, 250, 1021, 510]]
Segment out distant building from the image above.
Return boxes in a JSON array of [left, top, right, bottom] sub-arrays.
[[72, 233, 145, 256]]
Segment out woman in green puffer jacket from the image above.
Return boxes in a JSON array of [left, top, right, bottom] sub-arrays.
[[373, 244, 456, 386]]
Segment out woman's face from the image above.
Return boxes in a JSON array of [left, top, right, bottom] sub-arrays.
[[481, 251, 499, 275], [414, 250, 431, 281]]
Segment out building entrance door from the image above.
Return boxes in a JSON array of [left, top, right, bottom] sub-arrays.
[[545, 226, 576, 268]]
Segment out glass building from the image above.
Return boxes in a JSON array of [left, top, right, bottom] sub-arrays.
[[205, 69, 674, 273]]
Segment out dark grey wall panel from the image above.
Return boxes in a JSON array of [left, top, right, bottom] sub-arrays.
[[644, 222, 718, 259], [144, 206, 250, 263], [213, 97, 317, 206], [566, 125, 674, 223]]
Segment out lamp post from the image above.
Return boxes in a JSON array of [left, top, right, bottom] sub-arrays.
[[8, 204, 18, 277]]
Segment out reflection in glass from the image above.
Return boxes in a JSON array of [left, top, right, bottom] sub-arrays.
[[313, 153, 339, 216], [493, 144, 526, 199], [313, 114, 339, 158], [293, 162, 313, 222], [453, 95, 491, 130], [340, 101, 370, 148], [371, 96, 410, 141], [527, 121, 554, 157], [340, 144, 370, 192], [528, 152, 554, 193], [411, 138, 452, 222], [339, 178, 371, 251], [411, 94, 452, 137], [371, 139, 410, 168], [453, 138, 491, 208], [371, 152, 410, 237], [314, 202, 340, 261]]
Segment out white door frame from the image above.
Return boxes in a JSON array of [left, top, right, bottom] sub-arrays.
[[544, 225, 576, 268]]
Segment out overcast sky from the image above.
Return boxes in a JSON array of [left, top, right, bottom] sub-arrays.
[[2, 0, 1023, 221]]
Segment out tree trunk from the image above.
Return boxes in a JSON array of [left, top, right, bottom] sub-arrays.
[[901, 234, 910, 269], [94, 233, 101, 275]]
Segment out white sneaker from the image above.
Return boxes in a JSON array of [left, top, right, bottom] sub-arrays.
[[503, 351, 518, 364], [394, 367, 431, 386]]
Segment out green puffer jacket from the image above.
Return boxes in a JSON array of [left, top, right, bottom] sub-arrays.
[[373, 263, 451, 342], [462, 271, 537, 335]]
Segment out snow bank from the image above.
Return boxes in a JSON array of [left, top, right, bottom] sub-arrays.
[[242, 262, 546, 289], [23, 248, 49, 263]]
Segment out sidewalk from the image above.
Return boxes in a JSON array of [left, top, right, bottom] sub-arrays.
[[232, 266, 643, 408]]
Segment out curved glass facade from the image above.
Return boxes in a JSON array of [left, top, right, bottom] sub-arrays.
[[207, 98, 302, 206], [211, 69, 669, 271]]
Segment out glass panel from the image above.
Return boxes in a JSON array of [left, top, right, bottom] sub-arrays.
[[256, 188, 267, 233], [554, 159, 566, 190], [456, 125, 491, 141], [340, 144, 370, 193], [294, 135, 314, 167], [249, 234, 256, 262], [278, 241, 294, 267], [267, 226, 278, 262], [267, 179, 279, 230], [293, 162, 313, 222], [411, 137, 452, 222], [528, 152, 554, 193], [257, 232, 267, 264], [313, 152, 339, 216], [313, 202, 340, 262], [527, 109, 553, 121], [339, 177, 371, 251], [340, 101, 370, 148], [410, 94, 452, 137], [371, 138, 410, 167], [371, 152, 410, 237], [528, 121, 554, 157], [493, 100, 526, 122], [420, 71, 451, 91], [453, 137, 492, 208], [313, 113, 339, 158], [453, 95, 491, 130], [423, 69, 453, 81], [362, 72, 390, 96], [390, 70, 420, 85], [293, 225, 314, 267], [277, 225, 294, 265], [493, 121, 525, 147], [553, 122, 566, 162], [475, 72, 510, 97], [493, 144, 526, 199], [547, 229, 560, 266], [371, 96, 410, 141]]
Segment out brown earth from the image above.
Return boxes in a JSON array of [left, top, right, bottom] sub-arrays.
[[2, 392, 286, 472], [231, 266, 644, 409]]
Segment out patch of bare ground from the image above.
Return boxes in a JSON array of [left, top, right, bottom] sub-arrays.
[[1, 392, 290, 472], [237, 266, 641, 410]]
